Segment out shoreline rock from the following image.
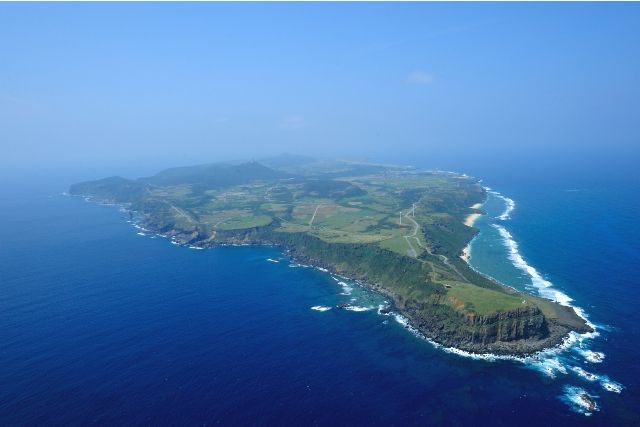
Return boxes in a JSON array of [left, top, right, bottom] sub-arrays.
[[83, 197, 591, 358]]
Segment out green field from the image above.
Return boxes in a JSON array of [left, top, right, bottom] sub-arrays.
[[444, 281, 532, 315], [69, 158, 568, 322]]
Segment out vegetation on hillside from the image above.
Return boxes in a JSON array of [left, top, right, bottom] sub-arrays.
[[70, 156, 591, 354]]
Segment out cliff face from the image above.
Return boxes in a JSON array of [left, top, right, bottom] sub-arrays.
[[402, 302, 549, 350], [465, 306, 548, 343], [248, 230, 567, 355], [123, 222, 587, 356], [70, 165, 592, 357]]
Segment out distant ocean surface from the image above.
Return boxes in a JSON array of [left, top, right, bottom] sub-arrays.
[[1, 162, 639, 425]]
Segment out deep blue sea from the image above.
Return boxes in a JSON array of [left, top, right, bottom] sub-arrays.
[[1, 161, 639, 426]]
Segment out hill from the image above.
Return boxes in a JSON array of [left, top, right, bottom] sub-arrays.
[[70, 157, 591, 355]]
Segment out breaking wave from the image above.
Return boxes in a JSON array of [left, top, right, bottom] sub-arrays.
[[490, 190, 515, 220], [343, 305, 373, 312], [492, 224, 575, 308], [575, 349, 605, 363], [337, 281, 353, 295], [561, 385, 598, 416], [478, 191, 623, 412], [298, 191, 622, 415]]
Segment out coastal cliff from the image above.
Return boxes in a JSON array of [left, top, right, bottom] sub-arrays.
[[207, 226, 591, 356], [69, 158, 592, 356]]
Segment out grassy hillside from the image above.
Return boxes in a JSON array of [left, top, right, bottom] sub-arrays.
[[70, 157, 591, 354]]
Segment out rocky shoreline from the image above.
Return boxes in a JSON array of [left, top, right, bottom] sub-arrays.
[[81, 197, 591, 358], [150, 223, 590, 357], [274, 248, 591, 357]]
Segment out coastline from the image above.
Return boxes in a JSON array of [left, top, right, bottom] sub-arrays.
[[451, 191, 627, 401], [72, 191, 588, 358], [460, 239, 474, 262], [461, 202, 483, 261], [68, 183, 624, 416], [464, 213, 481, 227]]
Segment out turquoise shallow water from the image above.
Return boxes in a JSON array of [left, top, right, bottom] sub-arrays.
[[0, 174, 638, 425]]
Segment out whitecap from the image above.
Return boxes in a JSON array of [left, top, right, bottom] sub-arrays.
[[288, 263, 310, 268], [289, 263, 309, 268], [393, 314, 409, 326], [601, 379, 623, 393], [337, 281, 353, 295], [137, 232, 146, 236], [561, 385, 598, 415], [388, 301, 601, 369], [529, 357, 568, 378], [359, 187, 620, 416], [572, 366, 599, 382], [492, 224, 577, 308], [311, 305, 332, 312], [490, 191, 516, 220], [343, 305, 373, 312], [266, 258, 279, 263], [377, 304, 392, 315], [576, 349, 605, 363]]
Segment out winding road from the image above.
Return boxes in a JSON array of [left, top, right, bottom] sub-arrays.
[[401, 205, 468, 282]]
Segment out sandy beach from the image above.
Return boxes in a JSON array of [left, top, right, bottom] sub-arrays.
[[461, 204, 484, 261], [461, 244, 472, 262], [464, 213, 481, 227], [464, 202, 484, 227]]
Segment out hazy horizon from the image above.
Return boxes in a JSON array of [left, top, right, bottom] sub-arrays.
[[2, 3, 639, 183]]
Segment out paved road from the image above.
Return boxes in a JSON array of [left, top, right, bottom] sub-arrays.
[[309, 205, 321, 226], [401, 206, 468, 282], [170, 204, 196, 224], [402, 211, 420, 258]]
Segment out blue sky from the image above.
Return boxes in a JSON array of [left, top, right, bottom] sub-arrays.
[[2, 3, 639, 177]]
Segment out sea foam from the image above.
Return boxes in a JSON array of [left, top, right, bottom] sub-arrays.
[[337, 281, 353, 295], [343, 305, 373, 312], [492, 224, 575, 307], [601, 379, 623, 393], [572, 366, 599, 382], [482, 191, 625, 411], [575, 349, 605, 363], [562, 385, 598, 416], [490, 190, 515, 220]]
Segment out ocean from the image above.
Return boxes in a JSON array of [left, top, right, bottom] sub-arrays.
[[1, 163, 639, 425]]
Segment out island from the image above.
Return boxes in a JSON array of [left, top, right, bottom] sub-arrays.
[[70, 155, 591, 356]]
